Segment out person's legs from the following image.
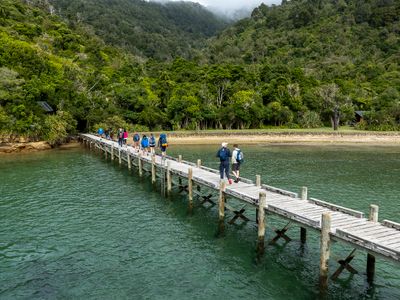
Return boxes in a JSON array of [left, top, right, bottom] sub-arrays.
[[224, 161, 231, 183], [219, 162, 224, 179]]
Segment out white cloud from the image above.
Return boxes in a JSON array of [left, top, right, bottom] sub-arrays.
[[153, 1, 281, 13]]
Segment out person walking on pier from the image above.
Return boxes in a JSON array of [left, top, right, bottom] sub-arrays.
[[117, 128, 124, 147], [141, 134, 150, 154], [158, 133, 168, 157], [123, 129, 128, 146], [217, 142, 232, 184], [133, 132, 140, 152], [149, 133, 156, 155], [231, 144, 243, 183]]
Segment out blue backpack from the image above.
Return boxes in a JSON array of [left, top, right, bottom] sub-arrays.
[[236, 150, 244, 163], [160, 133, 168, 147], [217, 148, 230, 161], [149, 136, 156, 147], [141, 136, 149, 148], [133, 133, 140, 142]]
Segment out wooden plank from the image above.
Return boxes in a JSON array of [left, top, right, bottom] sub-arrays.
[[262, 184, 298, 198], [335, 229, 400, 261], [309, 197, 364, 218], [331, 218, 367, 228], [267, 204, 320, 228], [382, 220, 400, 231]]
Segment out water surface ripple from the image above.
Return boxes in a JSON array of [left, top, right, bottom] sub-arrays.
[[1, 145, 399, 299]]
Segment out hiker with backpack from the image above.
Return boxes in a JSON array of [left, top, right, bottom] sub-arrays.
[[158, 133, 168, 157], [216, 142, 232, 184], [231, 144, 243, 183], [133, 132, 140, 152], [117, 128, 124, 147], [141, 134, 150, 154], [149, 133, 156, 155], [123, 129, 128, 146]]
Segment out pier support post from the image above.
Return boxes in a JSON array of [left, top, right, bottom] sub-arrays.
[[104, 145, 107, 159], [127, 152, 131, 170], [218, 181, 226, 234], [300, 186, 308, 244], [188, 168, 193, 212], [256, 175, 261, 187], [367, 204, 379, 284], [178, 155, 182, 163], [197, 159, 201, 168], [138, 153, 143, 177], [167, 162, 172, 194], [118, 148, 122, 165], [257, 192, 267, 257], [111, 145, 114, 160], [151, 155, 156, 184], [319, 212, 331, 290]]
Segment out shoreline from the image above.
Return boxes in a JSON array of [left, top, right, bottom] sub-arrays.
[[1, 132, 400, 154]]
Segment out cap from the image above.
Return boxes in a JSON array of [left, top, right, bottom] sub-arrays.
[[221, 142, 228, 147]]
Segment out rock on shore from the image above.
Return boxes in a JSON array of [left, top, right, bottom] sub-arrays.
[[0, 141, 52, 154]]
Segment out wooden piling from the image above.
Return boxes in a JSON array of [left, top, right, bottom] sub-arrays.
[[127, 152, 131, 170], [151, 155, 156, 184], [111, 145, 114, 160], [104, 145, 107, 159], [256, 175, 261, 187], [218, 180, 226, 233], [178, 155, 182, 163], [138, 153, 143, 176], [257, 192, 267, 256], [300, 186, 308, 244], [319, 212, 331, 290], [167, 161, 172, 194], [197, 159, 201, 168], [118, 148, 122, 165], [367, 204, 379, 284], [188, 168, 193, 212]]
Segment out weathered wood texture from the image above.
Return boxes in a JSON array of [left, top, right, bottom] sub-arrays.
[[82, 134, 400, 263]]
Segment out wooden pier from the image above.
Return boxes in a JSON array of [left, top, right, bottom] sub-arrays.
[[81, 134, 400, 289]]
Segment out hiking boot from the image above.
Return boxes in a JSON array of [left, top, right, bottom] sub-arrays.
[[234, 178, 239, 183]]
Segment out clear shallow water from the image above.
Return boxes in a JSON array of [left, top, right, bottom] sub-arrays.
[[0, 144, 399, 299]]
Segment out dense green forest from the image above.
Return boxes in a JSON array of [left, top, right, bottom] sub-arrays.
[[0, 0, 399, 144], [49, 0, 229, 60]]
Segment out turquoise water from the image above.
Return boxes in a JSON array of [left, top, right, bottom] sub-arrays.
[[0, 144, 399, 299]]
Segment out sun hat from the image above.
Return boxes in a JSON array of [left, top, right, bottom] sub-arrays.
[[221, 142, 228, 147]]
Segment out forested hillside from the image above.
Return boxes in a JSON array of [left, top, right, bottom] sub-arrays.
[[1, 0, 400, 145], [48, 0, 229, 60], [207, 0, 400, 130]]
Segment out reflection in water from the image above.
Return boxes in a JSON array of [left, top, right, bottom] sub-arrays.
[[0, 144, 399, 299]]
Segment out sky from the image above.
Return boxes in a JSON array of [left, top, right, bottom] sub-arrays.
[[154, 1, 282, 14]]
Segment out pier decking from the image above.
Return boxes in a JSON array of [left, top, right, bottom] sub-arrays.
[[81, 133, 399, 287]]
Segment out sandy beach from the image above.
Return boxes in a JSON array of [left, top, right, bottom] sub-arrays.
[[2, 131, 400, 154], [166, 132, 400, 145]]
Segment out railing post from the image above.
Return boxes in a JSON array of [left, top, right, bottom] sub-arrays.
[[367, 204, 379, 284], [188, 168, 193, 212], [320, 212, 331, 291], [257, 191, 267, 257], [256, 175, 261, 187], [138, 153, 142, 176], [218, 180, 226, 234], [300, 186, 308, 244], [151, 155, 156, 184], [197, 159, 201, 168], [127, 152, 131, 170], [178, 155, 182, 163], [167, 161, 172, 194]]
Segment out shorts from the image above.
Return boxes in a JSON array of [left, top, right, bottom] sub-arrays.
[[232, 163, 240, 171]]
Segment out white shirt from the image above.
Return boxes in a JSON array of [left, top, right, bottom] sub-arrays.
[[231, 148, 241, 164]]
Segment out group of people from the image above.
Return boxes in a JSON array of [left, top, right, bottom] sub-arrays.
[[216, 143, 243, 184], [97, 128, 168, 156]]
